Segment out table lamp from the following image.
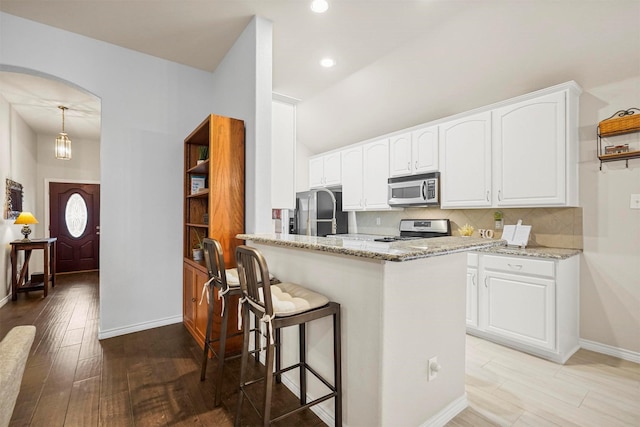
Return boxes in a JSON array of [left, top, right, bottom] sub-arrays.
[[14, 212, 39, 241]]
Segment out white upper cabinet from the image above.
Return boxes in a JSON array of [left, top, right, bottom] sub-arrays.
[[363, 139, 391, 209], [309, 151, 341, 188], [389, 126, 438, 177], [439, 111, 492, 208], [341, 139, 391, 211], [439, 81, 580, 209], [341, 146, 364, 210], [389, 132, 412, 177], [493, 91, 569, 206]]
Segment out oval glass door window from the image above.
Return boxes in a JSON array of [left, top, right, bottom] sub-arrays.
[[65, 193, 88, 238]]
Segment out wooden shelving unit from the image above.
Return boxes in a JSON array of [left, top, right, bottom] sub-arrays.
[[183, 114, 245, 353], [597, 108, 640, 170]]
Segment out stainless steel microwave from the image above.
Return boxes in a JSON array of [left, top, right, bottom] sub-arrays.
[[388, 172, 440, 207]]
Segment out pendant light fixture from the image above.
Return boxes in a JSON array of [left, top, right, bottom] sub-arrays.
[[55, 105, 72, 160]]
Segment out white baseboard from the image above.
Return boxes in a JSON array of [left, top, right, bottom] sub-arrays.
[[579, 338, 640, 364], [420, 393, 468, 427], [97, 315, 183, 340], [0, 293, 9, 309]]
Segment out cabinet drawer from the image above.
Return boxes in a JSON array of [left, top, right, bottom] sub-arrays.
[[483, 255, 555, 277]]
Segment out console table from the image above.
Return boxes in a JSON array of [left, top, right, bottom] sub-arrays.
[[10, 238, 57, 301]]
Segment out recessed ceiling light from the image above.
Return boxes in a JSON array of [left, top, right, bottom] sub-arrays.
[[320, 58, 336, 68], [311, 0, 329, 14]]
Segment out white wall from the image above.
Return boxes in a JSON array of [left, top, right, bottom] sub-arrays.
[[579, 77, 640, 354], [1, 12, 214, 337], [0, 95, 38, 305], [210, 16, 273, 233]]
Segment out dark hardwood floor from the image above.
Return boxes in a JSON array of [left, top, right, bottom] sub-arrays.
[[1, 272, 325, 426]]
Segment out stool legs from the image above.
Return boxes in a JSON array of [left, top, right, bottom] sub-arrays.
[[200, 287, 216, 381], [235, 303, 251, 427], [235, 305, 343, 426], [299, 323, 307, 406], [334, 309, 342, 427], [200, 290, 230, 407]]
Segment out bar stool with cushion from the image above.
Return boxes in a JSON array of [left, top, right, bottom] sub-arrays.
[[199, 238, 276, 407], [199, 237, 242, 407], [234, 245, 342, 427]]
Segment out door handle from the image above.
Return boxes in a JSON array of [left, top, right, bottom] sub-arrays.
[[498, 190, 502, 201], [472, 274, 476, 286], [484, 277, 488, 288], [507, 263, 523, 270], [486, 191, 490, 202]]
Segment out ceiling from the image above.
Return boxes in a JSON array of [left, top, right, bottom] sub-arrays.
[[0, 1, 639, 150], [0, 0, 469, 140]]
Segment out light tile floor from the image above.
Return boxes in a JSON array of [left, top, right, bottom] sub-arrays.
[[448, 335, 640, 426]]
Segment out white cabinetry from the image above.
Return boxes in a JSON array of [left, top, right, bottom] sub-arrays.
[[439, 111, 492, 208], [467, 253, 579, 363], [341, 139, 391, 211], [466, 253, 479, 328], [389, 125, 438, 177], [493, 90, 576, 206], [439, 82, 580, 209], [309, 152, 341, 188], [341, 146, 364, 210]]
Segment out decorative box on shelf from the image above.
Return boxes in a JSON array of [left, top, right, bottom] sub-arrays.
[[190, 175, 206, 195]]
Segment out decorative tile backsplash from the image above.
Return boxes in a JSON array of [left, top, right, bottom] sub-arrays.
[[354, 207, 583, 249]]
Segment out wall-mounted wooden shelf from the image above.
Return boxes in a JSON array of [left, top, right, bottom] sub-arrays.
[[597, 108, 640, 170]]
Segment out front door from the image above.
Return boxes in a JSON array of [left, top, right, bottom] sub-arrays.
[[50, 183, 100, 273]]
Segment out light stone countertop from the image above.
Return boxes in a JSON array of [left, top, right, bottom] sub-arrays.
[[477, 245, 581, 260], [237, 233, 506, 262]]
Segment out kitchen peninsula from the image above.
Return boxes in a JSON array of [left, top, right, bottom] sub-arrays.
[[236, 233, 505, 427]]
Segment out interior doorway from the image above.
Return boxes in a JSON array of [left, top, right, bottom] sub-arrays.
[[49, 182, 100, 273]]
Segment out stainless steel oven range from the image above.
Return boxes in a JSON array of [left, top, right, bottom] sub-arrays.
[[373, 218, 451, 242]]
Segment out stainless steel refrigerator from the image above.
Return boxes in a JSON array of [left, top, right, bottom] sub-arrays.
[[293, 189, 348, 236]]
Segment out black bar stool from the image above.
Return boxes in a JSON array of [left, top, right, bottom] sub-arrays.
[[199, 238, 276, 406], [199, 237, 243, 406], [234, 245, 342, 427]]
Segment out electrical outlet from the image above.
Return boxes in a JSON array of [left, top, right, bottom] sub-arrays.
[[428, 356, 440, 381], [631, 194, 640, 210], [376, 217, 381, 225]]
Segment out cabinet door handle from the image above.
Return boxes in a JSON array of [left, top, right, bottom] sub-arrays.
[[407, 161, 411, 170], [484, 277, 488, 288], [472, 274, 476, 286], [498, 190, 502, 201], [415, 161, 418, 170], [486, 191, 490, 202], [507, 263, 523, 270], [191, 297, 196, 302]]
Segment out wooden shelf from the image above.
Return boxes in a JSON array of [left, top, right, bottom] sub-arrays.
[[187, 189, 209, 198], [598, 150, 640, 162], [186, 223, 209, 228], [597, 108, 640, 169], [187, 160, 209, 174], [183, 114, 245, 353]]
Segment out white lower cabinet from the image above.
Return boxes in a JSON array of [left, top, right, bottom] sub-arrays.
[[467, 252, 579, 363], [466, 253, 479, 328]]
